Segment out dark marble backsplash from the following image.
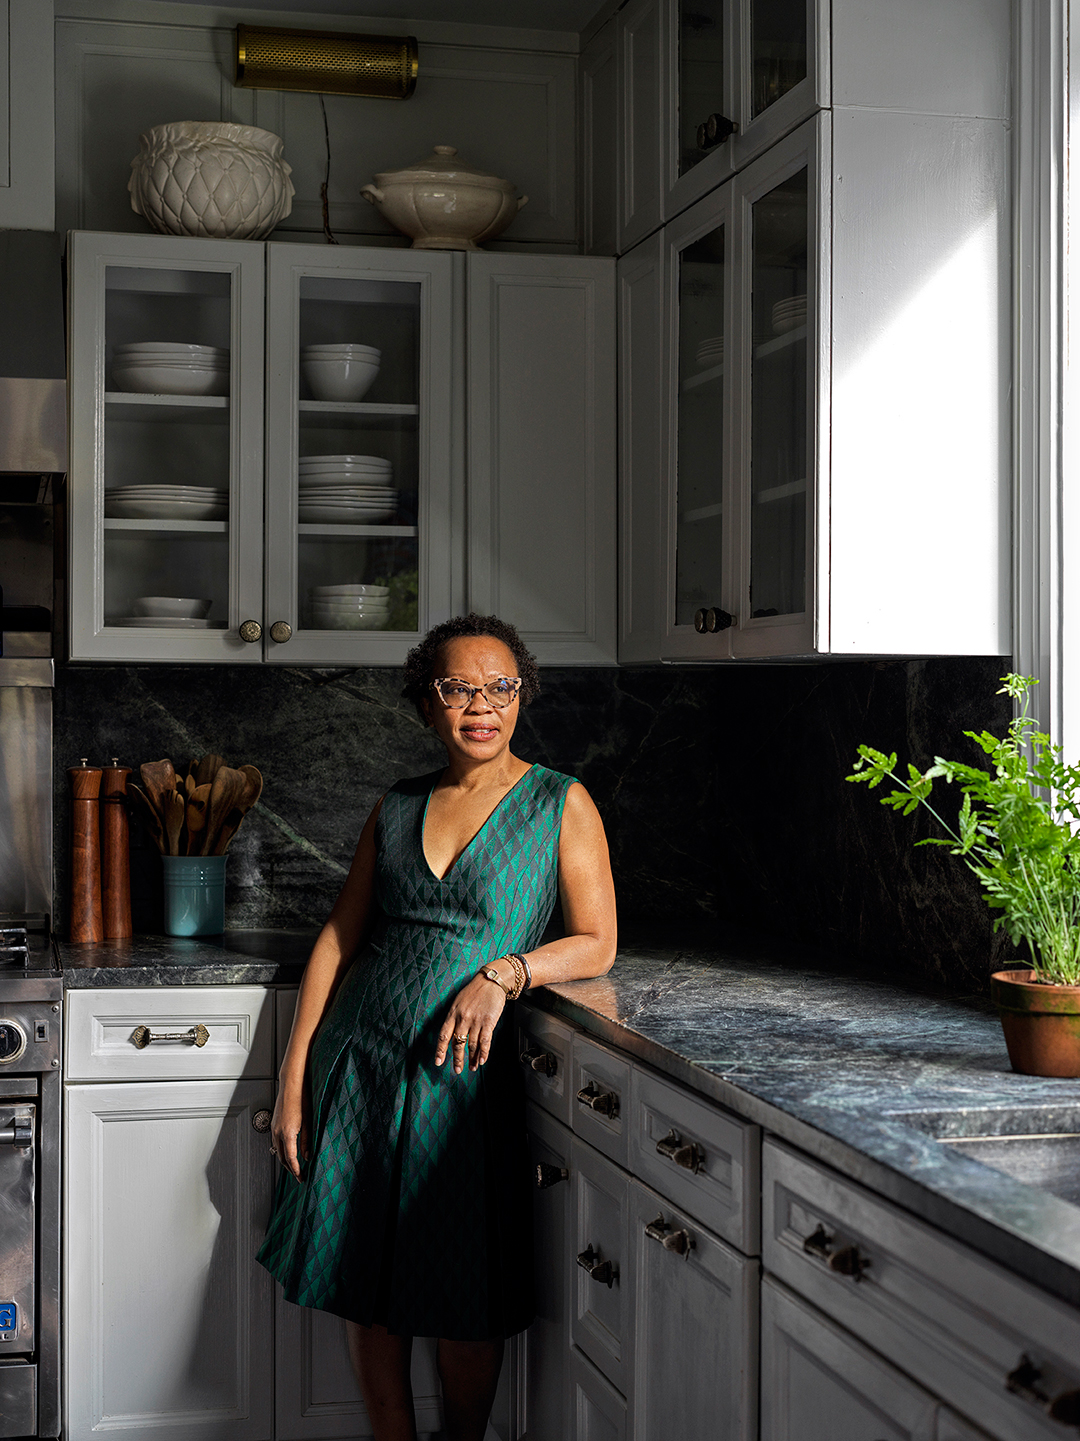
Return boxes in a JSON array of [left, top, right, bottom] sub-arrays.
[[53, 655, 1015, 993]]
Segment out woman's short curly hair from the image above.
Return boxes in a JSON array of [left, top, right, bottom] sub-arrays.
[[402, 613, 540, 717]]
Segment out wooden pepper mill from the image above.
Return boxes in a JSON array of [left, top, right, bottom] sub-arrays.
[[100, 759, 132, 940], [69, 760, 104, 944]]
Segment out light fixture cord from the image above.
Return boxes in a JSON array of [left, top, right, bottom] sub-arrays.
[[319, 95, 339, 245]]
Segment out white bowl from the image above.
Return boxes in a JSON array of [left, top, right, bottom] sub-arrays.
[[132, 595, 212, 619], [116, 354, 229, 370], [114, 342, 228, 357], [301, 357, 380, 403], [112, 365, 230, 397], [312, 583, 390, 597], [299, 454, 391, 467], [301, 343, 380, 357], [312, 596, 390, 608], [310, 610, 390, 630]]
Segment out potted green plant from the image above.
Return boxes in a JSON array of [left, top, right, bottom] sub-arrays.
[[848, 673, 1080, 1077]]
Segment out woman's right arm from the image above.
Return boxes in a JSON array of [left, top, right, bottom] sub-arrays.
[[271, 797, 383, 1179]]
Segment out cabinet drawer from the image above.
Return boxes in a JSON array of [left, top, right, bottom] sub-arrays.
[[572, 1137, 632, 1398], [66, 987, 274, 1082], [630, 1068, 760, 1254], [763, 1139, 1080, 1441], [571, 1345, 627, 1441], [518, 1006, 576, 1127], [571, 1035, 630, 1167]]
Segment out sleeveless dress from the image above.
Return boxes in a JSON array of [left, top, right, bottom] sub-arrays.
[[257, 763, 575, 1341]]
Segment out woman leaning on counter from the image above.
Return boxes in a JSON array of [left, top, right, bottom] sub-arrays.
[[258, 612, 617, 1441]]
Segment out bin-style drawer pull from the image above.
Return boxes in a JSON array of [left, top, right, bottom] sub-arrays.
[[577, 1244, 617, 1288], [131, 1023, 210, 1049], [520, 1045, 558, 1078], [535, 1161, 569, 1189], [801, 1223, 871, 1280], [0, 1118, 31, 1148], [655, 1127, 705, 1173], [576, 1080, 619, 1119], [1006, 1355, 1080, 1423], [644, 1213, 694, 1257]]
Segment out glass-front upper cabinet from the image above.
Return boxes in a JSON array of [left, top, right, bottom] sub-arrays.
[[68, 233, 266, 662], [660, 116, 818, 660], [263, 247, 455, 666], [664, 0, 820, 219]]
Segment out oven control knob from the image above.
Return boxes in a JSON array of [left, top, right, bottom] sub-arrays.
[[0, 1022, 26, 1064]]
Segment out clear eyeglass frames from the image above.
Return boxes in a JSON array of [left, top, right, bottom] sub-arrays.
[[430, 676, 522, 709]]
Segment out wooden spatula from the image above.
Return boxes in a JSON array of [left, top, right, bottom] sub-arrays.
[[201, 766, 246, 856], [185, 783, 211, 853]]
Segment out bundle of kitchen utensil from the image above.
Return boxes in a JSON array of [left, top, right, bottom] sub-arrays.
[[130, 754, 263, 856]]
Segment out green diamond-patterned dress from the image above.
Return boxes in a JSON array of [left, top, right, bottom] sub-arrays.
[[257, 763, 574, 1341]]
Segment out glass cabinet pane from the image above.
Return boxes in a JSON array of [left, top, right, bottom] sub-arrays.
[[102, 266, 233, 633], [675, 222, 726, 628], [678, 1, 726, 178], [751, 0, 807, 120], [749, 164, 808, 618], [295, 275, 420, 638]]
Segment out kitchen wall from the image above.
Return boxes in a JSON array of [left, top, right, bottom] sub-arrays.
[[53, 653, 1015, 994]]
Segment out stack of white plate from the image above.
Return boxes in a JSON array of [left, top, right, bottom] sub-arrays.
[[310, 583, 391, 631], [301, 343, 381, 403], [771, 295, 807, 335], [695, 334, 725, 368], [112, 342, 230, 397], [298, 455, 397, 524], [104, 485, 228, 521]]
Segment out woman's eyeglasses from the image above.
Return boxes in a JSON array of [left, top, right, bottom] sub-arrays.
[[430, 676, 522, 709]]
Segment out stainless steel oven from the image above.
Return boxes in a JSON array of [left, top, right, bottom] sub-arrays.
[[0, 922, 61, 1439]]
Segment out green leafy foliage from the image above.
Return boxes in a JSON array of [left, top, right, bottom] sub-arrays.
[[847, 675, 1080, 985]]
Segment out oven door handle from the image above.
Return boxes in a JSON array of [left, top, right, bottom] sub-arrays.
[[0, 1118, 32, 1148]]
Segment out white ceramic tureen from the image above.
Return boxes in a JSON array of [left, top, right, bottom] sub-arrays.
[[360, 145, 528, 251]]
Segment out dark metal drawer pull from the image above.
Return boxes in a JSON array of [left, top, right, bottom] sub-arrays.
[[1006, 1355, 1080, 1423], [801, 1223, 871, 1281], [576, 1244, 617, 1288], [132, 1024, 210, 1049], [535, 1162, 569, 1189], [520, 1045, 558, 1078], [576, 1081, 619, 1119], [0, 1119, 31, 1148], [656, 1128, 705, 1173], [645, 1213, 694, 1257]]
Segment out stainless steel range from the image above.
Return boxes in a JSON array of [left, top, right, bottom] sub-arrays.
[[0, 917, 60, 1440]]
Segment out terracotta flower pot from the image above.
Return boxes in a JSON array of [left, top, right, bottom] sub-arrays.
[[991, 969, 1080, 1077]]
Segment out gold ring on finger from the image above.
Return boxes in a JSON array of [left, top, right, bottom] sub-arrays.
[[452, 1034, 468, 1044]]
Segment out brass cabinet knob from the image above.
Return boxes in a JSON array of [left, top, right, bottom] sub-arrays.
[[239, 620, 262, 643], [705, 607, 736, 633], [252, 1109, 272, 1133], [269, 621, 292, 644]]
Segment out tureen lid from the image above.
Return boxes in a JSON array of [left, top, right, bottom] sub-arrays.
[[374, 145, 517, 193]]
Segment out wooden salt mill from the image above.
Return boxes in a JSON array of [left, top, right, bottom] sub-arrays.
[[100, 759, 132, 939], [68, 760, 103, 944]]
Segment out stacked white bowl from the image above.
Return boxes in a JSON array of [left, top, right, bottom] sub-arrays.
[[301, 343, 381, 402], [310, 583, 391, 631], [298, 455, 397, 524], [112, 342, 230, 397]]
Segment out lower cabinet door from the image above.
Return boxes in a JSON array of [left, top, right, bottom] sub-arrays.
[[524, 1103, 573, 1441], [571, 1346, 627, 1441], [629, 1178, 758, 1441], [761, 1274, 949, 1441], [64, 1078, 275, 1441], [571, 1137, 631, 1398]]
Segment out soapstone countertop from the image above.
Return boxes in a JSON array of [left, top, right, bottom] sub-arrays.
[[58, 932, 1080, 1307]]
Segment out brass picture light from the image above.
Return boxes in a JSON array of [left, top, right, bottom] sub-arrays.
[[235, 24, 418, 100]]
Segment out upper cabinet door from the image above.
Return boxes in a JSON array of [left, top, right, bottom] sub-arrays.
[[665, 0, 825, 225], [617, 0, 667, 253], [467, 253, 616, 666], [263, 245, 459, 667], [68, 232, 266, 663]]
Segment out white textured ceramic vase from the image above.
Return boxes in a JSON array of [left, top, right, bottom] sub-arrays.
[[128, 122, 295, 241]]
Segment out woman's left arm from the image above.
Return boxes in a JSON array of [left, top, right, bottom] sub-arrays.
[[436, 782, 616, 1072]]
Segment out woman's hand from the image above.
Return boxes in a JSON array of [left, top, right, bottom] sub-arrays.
[[270, 1074, 311, 1181], [435, 973, 507, 1074]]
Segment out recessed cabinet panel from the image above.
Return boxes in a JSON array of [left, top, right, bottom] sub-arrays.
[[571, 1138, 631, 1397], [518, 1008, 577, 1127], [525, 1105, 574, 1441], [617, 0, 666, 252], [571, 1346, 627, 1441], [582, 21, 618, 256], [571, 1036, 630, 1167]]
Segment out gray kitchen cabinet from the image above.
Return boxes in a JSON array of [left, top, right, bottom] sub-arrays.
[[570, 1345, 627, 1441], [621, 105, 1010, 661], [69, 234, 616, 667], [571, 1136, 633, 1401], [63, 987, 277, 1441], [581, 19, 618, 257], [525, 1104, 573, 1441], [0, 0, 54, 229], [466, 253, 616, 665], [616, 0, 666, 254]]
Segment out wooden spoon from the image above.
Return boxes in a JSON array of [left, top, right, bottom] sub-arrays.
[[195, 753, 226, 789], [164, 789, 186, 857], [185, 784, 211, 853], [183, 773, 195, 801], [212, 766, 264, 854], [201, 766, 246, 856], [139, 759, 177, 825], [129, 784, 166, 854]]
